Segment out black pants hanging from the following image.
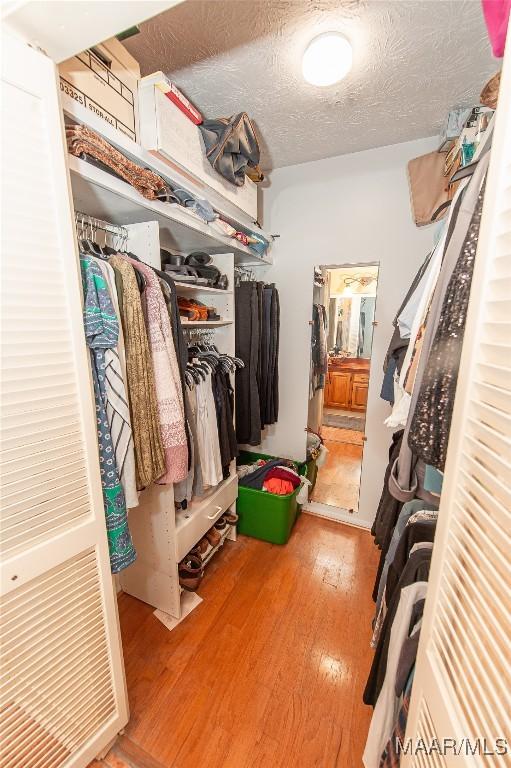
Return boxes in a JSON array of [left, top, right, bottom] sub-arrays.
[[235, 282, 262, 445]]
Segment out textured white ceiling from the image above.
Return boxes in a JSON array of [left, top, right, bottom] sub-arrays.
[[125, 0, 497, 171]]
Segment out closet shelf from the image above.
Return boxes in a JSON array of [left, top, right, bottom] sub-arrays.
[[68, 156, 269, 264], [180, 319, 233, 327], [62, 95, 272, 266], [174, 283, 233, 295]]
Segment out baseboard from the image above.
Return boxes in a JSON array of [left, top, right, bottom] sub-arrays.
[[303, 501, 372, 530]]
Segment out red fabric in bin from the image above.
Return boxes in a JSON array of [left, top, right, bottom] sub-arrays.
[[263, 478, 295, 496], [264, 466, 301, 488]]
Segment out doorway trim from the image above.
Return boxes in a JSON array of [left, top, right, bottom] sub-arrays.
[[303, 501, 371, 530], [309, 260, 380, 515]]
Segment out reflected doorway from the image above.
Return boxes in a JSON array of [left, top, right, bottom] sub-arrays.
[[308, 264, 379, 513]]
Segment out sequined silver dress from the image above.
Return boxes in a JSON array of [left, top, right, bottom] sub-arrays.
[[408, 178, 486, 470]]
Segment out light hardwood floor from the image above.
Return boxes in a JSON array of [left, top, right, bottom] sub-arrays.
[[312, 438, 364, 511], [321, 426, 364, 446], [98, 514, 378, 768]]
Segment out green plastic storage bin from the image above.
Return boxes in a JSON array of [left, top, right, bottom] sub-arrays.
[[236, 451, 306, 545]]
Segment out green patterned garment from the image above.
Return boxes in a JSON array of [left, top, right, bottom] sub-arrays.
[[80, 255, 136, 573]]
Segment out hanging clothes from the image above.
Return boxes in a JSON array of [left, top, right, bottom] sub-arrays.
[[408, 177, 487, 470], [177, 344, 240, 499], [269, 285, 280, 424], [156, 269, 193, 480], [124, 256, 188, 484], [379, 667, 415, 768], [387, 152, 489, 502], [235, 281, 261, 445], [108, 255, 165, 488], [235, 281, 280, 445], [310, 303, 328, 396], [364, 546, 432, 708], [80, 255, 136, 574], [93, 257, 138, 509], [363, 583, 427, 768], [188, 385, 205, 498], [195, 373, 223, 488], [174, 387, 204, 506], [212, 368, 238, 475], [174, 385, 205, 504], [372, 518, 437, 648], [261, 284, 280, 426], [371, 430, 405, 551], [156, 271, 188, 390], [381, 250, 434, 401], [373, 500, 437, 612]]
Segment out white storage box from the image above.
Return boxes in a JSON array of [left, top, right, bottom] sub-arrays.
[[138, 72, 258, 220], [59, 38, 140, 142]]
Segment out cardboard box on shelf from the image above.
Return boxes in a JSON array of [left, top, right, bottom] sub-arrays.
[[59, 37, 140, 142]]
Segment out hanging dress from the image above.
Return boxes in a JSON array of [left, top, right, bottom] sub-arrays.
[[124, 256, 188, 483], [80, 255, 136, 573], [108, 256, 165, 488], [94, 257, 139, 508]]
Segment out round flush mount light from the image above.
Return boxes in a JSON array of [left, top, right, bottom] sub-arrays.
[[302, 32, 352, 87]]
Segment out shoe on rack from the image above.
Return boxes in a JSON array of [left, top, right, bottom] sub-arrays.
[[191, 538, 210, 559], [205, 527, 221, 547], [223, 511, 238, 525], [214, 516, 228, 531], [197, 537, 210, 555], [179, 553, 203, 592]]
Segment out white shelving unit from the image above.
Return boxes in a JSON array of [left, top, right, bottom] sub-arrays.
[[68, 155, 266, 263], [61, 80, 252, 622], [174, 474, 238, 563], [61, 93, 273, 266], [114, 244, 238, 621]]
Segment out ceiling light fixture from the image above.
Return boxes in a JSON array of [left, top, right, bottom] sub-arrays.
[[302, 32, 352, 87]]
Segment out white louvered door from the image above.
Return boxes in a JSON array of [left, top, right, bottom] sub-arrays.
[[403, 41, 511, 768], [0, 32, 129, 768]]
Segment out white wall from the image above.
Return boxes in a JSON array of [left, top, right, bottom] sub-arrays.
[[259, 136, 438, 527]]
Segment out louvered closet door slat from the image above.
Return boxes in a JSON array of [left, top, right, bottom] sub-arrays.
[[404, 37, 511, 767], [0, 32, 128, 768]]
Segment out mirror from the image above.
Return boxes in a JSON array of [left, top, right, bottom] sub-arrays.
[[307, 263, 379, 515], [328, 295, 376, 358]]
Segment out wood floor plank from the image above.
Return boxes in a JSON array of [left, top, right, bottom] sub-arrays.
[[112, 514, 378, 768], [312, 440, 363, 510], [104, 734, 169, 768]]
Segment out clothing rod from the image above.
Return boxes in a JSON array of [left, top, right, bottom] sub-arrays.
[[182, 327, 216, 335], [74, 210, 129, 237]]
